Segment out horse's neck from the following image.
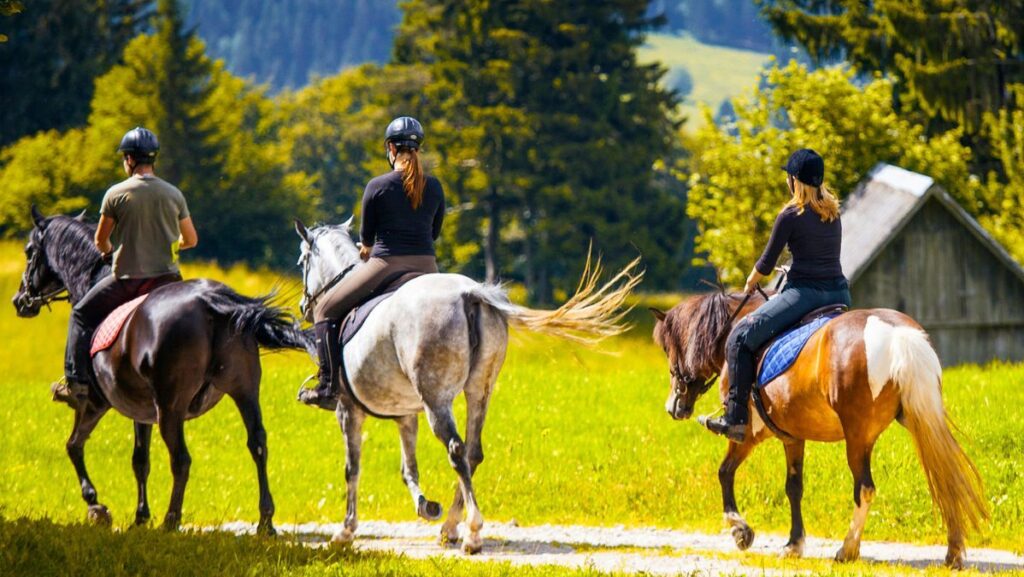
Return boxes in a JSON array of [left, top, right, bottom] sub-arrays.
[[49, 244, 106, 303]]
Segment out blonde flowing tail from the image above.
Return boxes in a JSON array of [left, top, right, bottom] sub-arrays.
[[466, 253, 643, 345], [883, 322, 989, 552]]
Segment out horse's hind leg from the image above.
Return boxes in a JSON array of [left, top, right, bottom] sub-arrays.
[[781, 440, 806, 557], [333, 403, 366, 544], [426, 404, 484, 554], [396, 415, 443, 521], [66, 402, 111, 525], [231, 390, 276, 536], [157, 411, 191, 531], [719, 439, 756, 550], [835, 438, 877, 562], [132, 422, 153, 526]]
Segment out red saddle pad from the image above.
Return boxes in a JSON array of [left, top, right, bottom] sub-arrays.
[[90, 294, 149, 356]]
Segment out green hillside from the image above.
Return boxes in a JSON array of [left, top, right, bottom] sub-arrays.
[[639, 33, 773, 131]]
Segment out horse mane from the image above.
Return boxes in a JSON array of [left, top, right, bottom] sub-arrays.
[[39, 216, 107, 301], [655, 291, 735, 376]]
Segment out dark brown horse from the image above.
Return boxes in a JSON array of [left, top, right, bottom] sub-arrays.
[[651, 291, 988, 568], [12, 208, 312, 534]]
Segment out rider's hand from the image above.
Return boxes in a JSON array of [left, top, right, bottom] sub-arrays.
[[743, 273, 758, 294], [101, 252, 114, 266], [359, 245, 371, 262]]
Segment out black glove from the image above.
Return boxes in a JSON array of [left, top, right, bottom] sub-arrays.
[[101, 252, 113, 265]]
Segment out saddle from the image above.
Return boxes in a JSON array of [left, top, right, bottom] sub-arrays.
[[339, 271, 426, 345], [90, 294, 149, 356], [755, 304, 848, 387]]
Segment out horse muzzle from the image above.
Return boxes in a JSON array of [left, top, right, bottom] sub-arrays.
[[666, 393, 693, 420], [12, 292, 41, 318]]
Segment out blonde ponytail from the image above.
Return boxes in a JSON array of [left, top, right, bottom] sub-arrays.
[[788, 180, 840, 222]]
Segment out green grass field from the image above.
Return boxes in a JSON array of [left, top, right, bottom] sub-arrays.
[[1, 240, 1022, 575], [638, 33, 772, 131]]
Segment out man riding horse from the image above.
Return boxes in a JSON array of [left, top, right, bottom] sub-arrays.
[[53, 127, 199, 407]]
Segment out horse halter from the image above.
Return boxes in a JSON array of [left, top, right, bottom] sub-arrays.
[[298, 239, 357, 319], [16, 242, 70, 311]]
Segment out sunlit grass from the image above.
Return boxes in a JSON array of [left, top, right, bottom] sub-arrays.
[[1, 241, 1021, 561]]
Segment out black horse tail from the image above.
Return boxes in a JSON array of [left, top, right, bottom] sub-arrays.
[[199, 282, 315, 357]]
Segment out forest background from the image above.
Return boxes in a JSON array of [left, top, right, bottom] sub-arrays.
[[1, 0, 1022, 301]]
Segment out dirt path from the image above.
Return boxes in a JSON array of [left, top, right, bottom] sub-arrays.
[[217, 520, 1024, 576]]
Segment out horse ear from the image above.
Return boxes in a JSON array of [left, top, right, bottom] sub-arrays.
[[648, 307, 667, 322], [294, 219, 312, 244], [74, 209, 87, 222], [341, 215, 354, 230], [31, 204, 46, 229]]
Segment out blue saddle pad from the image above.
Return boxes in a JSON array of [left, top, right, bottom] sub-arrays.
[[756, 313, 840, 387]]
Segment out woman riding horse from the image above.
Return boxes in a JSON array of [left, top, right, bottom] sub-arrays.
[[54, 127, 199, 407], [300, 116, 445, 409], [703, 148, 852, 442]]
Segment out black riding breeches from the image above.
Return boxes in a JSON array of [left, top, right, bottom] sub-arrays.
[[64, 272, 181, 383], [724, 279, 852, 423]]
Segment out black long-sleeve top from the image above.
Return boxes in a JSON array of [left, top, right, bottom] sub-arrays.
[[755, 205, 844, 282], [360, 171, 445, 257]]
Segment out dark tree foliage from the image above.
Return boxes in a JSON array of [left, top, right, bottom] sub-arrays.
[[0, 0, 149, 146], [757, 0, 1024, 133], [182, 0, 401, 90], [396, 0, 685, 301]]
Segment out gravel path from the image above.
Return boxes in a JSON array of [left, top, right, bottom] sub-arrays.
[[217, 520, 1024, 576]]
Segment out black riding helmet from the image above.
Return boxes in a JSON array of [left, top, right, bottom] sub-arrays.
[[118, 126, 160, 164], [385, 116, 424, 150]]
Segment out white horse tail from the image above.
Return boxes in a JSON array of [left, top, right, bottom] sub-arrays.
[[865, 315, 989, 546], [464, 254, 643, 345]]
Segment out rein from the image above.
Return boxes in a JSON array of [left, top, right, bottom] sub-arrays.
[[302, 262, 358, 317]]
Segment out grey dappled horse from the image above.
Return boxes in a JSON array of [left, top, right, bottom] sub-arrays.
[[295, 219, 640, 553]]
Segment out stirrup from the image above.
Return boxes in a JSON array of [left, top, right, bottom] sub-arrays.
[[51, 377, 85, 410], [296, 374, 339, 411], [698, 414, 748, 444]]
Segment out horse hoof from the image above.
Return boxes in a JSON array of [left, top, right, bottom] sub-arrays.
[[162, 513, 180, 532], [418, 498, 444, 522], [945, 550, 965, 570], [834, 546, 860, 563], [331, 528, 355, 544], [133, 514, 150, 527], [257, 521, 277, 537], [439, 525, 459, 547], [461, 533, 483, 555], [730, 524, 754, 551], [87, 505, 112, 527], [781, 540, 804, 558]]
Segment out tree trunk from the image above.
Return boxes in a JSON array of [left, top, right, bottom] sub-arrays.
[[484, 184, 500, 283]]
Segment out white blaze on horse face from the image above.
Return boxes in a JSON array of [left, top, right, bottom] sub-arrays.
[[863, 316, 895, 400]]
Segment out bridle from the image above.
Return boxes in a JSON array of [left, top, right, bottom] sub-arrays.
[[299, 238, 358, 319], [668, 284, 770, 411], [17, 242, 70, 311]]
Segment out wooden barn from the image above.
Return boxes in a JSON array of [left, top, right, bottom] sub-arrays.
[[839, 163, 1024, 366]]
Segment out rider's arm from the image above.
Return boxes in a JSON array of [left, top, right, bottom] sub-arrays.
[[95, 215, 115, 255], [754, 208, 794, 277], [359, 183, 377, 249], [178, 217, 198, 250], [743, 268, 765, 294]]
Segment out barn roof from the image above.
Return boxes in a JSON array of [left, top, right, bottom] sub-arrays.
[[841, 163, 1024, 285]]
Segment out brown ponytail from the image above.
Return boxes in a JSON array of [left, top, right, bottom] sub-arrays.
[[397, 148, 426, 209]]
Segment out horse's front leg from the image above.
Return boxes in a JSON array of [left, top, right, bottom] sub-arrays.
[[719, 439, 756, 550], [781, 440, 806, 557], [426, 404, 484, 554], [396, 415, 443, 521], [131, 422, 153, 526], [67, 401, 111, 525], [332, 402, 365, 544]]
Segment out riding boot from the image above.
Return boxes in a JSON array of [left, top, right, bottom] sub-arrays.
[[701, 326, 755, 443], [298, 320, 342, 410]]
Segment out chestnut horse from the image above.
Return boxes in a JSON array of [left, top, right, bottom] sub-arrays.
[[650, 291, 987, 568]]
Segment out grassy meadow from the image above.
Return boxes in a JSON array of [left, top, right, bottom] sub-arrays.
[[1, 239, 1022, 571], [638, 33, 772, 130]]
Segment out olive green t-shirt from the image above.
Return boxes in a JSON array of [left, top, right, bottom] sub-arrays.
[[100, 175, 190, 279]]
